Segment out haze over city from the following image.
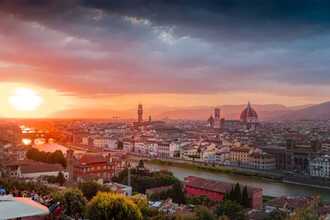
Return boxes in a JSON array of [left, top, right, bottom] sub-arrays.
[[1, 1, 330, 118]]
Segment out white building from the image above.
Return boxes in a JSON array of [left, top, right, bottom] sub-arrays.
[[157, 142, 179, 159], [93, 137, 117, 149], [201, 144, 217, 163], [247, 150, 276, 170], [215, 146, 231, 165], [230, 146, 250, 166], [134, 142, 148, 155], [6, 160, 69, 180], [309, 155, 330, 178]]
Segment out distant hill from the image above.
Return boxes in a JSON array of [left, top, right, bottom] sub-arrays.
[[274, 101, 330, 121], [52, 104, 301, 121], [155, 104, 290, 121]]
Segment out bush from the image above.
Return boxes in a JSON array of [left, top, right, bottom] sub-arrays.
[[62, 188, 87, 218], [216, 200, 245, 220], [195, 206, 216, 220], [0, 178, 53, 195], [78, 181, 102, 200], [86, 192, 142, 220]]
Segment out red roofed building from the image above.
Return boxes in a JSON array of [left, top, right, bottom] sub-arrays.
[[240, 102, 258, 130], [72, 153, 125, 182], [184, 176, 263, 209]]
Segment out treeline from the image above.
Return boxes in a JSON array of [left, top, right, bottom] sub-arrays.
[[26, 148, 67, 168], [112, 162, 185, 204], [113, 168, 179, 194], [224, 183, 250, 208]]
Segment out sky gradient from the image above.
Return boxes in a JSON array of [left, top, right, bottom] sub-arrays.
[[0, 0, 330, 118]]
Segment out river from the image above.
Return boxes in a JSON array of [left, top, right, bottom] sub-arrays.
[[145, 162, 330, 202]]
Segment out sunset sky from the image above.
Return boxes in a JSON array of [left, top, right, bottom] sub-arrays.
[[0, 1, 330, 118]]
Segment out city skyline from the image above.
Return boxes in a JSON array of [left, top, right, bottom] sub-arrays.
[[1, 1, 330, 118]]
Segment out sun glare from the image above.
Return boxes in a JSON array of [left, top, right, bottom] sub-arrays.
[[9, 88, 43, 111]]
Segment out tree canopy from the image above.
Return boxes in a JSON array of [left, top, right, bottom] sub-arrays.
[[62, 188, 87, 219], [86, 192, 142, 220], [26, 148, 67, 167], [216, 200, 245, 220]]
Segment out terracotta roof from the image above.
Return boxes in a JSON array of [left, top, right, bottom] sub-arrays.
[[267, 196, 315, 210], [20, 162, 64, 174], [79, 154, 107, 165], [240, 102, 258, 122], [184, 176, 262, 195], [231, 147, 250, 153], [5, 159, 35, 167]]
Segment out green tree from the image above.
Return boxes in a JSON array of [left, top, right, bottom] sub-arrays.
[[195, 206, 216, 220], [228, 186, 235, 201], [241, 186, 249, 208], [62, 188, 87, 219], [56, 171, 66, 186], [86, 192, 142, 220], [216, 200, 245, 220], [78, 181, 101, 200], [265, 210, 287, 220], [130, 194, 151, 219], [26, 148, 66, 168], [233, 183, 242, 203], [51, 191, 64, 204], [289, 207, 319, 220]]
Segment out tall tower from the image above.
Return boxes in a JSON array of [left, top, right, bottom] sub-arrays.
[[214, 108, 220, 120], [66, 149, 75, 182], [138, 104, 143, 124], [214, 108, 221, 129]]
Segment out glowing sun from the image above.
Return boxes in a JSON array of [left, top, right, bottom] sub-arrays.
[[9, 88, 43, 111]]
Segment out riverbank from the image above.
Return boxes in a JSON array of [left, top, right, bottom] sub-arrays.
[[143, 160, 330, 202], [145, 159, 283, 181]]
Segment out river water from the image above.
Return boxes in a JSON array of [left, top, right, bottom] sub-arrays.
[[145, 162, 330, 202]]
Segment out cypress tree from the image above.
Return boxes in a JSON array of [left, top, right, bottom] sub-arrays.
[[229, 186, 235, 201], [233, 183, 241, 203], [242, 186, 249, 208]]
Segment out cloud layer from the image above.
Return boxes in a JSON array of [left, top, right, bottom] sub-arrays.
[[0, 0, 330, 99]]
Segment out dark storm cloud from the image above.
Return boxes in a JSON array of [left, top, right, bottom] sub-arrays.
[[2, 0, 330, 41], [81, 0, 330, 41]]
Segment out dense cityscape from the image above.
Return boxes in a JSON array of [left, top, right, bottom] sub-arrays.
[[1, 103, 330, 219], [2, 1, 330, 220]]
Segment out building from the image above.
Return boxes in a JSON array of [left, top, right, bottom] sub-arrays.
[[286, 140, 321, 173], [207, 108, 221, 129], [93, 137, 117, 149], [309, 155, 330, 178], [138, 104, 143, 124], [240, 102, 258, 130], [248, 149, 276, 170], [230, 146, 251, 166], [0, 195, 49, 220], [157, 142, 178, 159], [104, 182, 133, 196], [5, 160, 68, 180], [208, 115, 214, 128], [184, 176, 263, 209], [266, 196, 319, 215], [214, 108, 221, 129], [72, 153, 123, 182], [215, 146, 231, 165], [260, 145, 288, 170]]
